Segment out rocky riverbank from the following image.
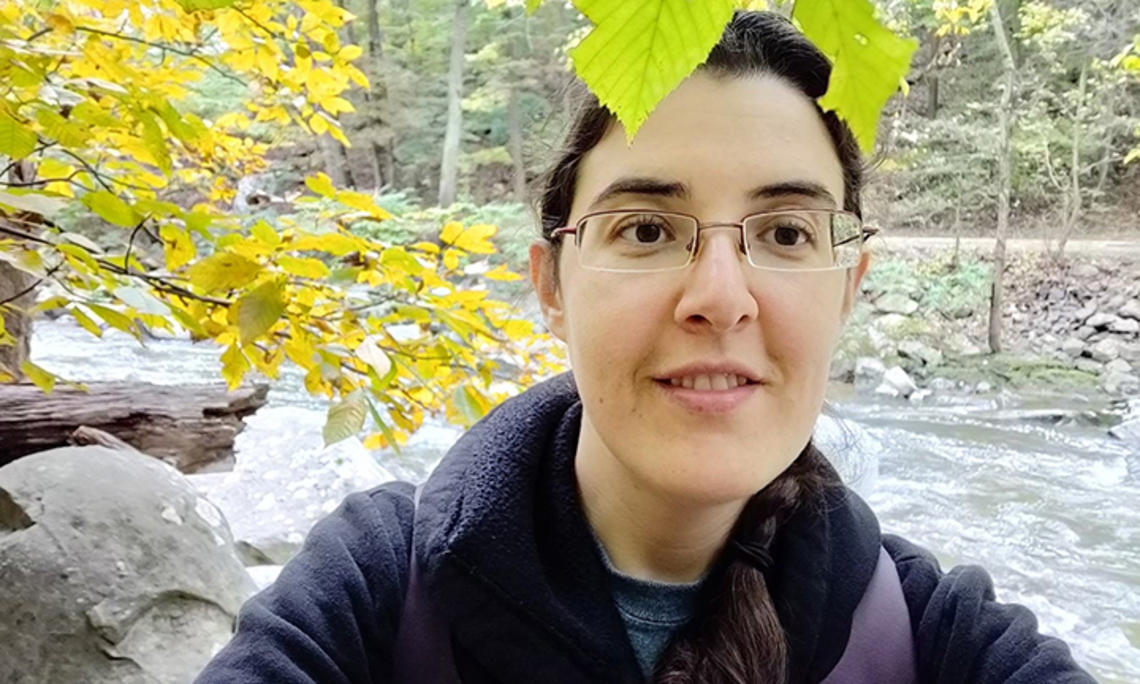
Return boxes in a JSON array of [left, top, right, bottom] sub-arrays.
[[833, 243, 1140, 399]]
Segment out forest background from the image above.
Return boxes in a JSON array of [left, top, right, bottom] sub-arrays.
[[0, 0, 1138, 445]]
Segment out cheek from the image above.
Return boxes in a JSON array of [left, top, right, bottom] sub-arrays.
[[759, 274, 847, 374], [564, 277, 667, 370]]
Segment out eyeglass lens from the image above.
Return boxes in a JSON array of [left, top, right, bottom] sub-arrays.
[[577, 211, 863, 272]]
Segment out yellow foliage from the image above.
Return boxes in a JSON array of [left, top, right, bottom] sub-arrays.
[[0, 0, 565, 445]]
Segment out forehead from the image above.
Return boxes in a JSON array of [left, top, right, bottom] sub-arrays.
[[572, 72, 845, 214]]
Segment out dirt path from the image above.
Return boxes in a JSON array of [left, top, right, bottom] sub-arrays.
[[878, 236, 1140, 258]]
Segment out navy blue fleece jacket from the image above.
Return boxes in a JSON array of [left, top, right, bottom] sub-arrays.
[[195, 373, 1094, 683]]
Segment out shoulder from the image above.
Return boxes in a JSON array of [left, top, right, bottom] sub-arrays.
[[195, 481, 417, 683], [316, 480, 418, 599], [882, 534, 1095, 684]]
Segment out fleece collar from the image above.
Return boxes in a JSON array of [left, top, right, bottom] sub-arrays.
[[412, 372, 882, 683]]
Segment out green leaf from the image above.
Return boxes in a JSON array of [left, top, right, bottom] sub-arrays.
[[235, 280, 285, 343], [69, 306, 104, 338], [792, 0, 918, 152], [20, 360, 56, 393], [0, 112, 37, 159], [186, 251, 261, 293], [453, 383, 484, 425], [365, 396, 401, 455], [35, 108, 88, 148], [82, 190, 142, 228], [526, 0, 543, 13], [87, 303, 138, 337], [139, 111, 172, 175], [174, 0, 238, 10], [569, 0, 736, 142], [324, 389, 367, 446]]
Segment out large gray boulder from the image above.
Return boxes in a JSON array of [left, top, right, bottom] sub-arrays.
[[0, 447, 254, 684]]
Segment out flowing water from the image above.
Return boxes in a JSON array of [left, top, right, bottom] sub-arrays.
[[29, 318, 1140, 682]]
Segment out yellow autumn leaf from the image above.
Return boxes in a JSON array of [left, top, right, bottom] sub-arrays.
[[328, 122, 352, 147], [304, 172, 336, 197], [441, 221, 463, 244], [82, 190, 141, 228], [159, 225, 197, 271], [278, 255, 331, 279], [362, 432, 387, 449], [220, 343, 250, 390], [290, 232, 360, 256], [335, 190, 392, 219], [20, 360, 57, 394], [309, 113, 330, 135], [187, 251, 262, 293], [235, 280, 285, 343], [321, 96, 355, 115], [443, 248, 461, 271], [484, 263, 523, 282], [453, 224, 498, 254], [338, 45, 363, 61], [69, 306, 104, 338]]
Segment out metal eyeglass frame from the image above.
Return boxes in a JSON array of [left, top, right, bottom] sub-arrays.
[[549, 208, 880, 273]]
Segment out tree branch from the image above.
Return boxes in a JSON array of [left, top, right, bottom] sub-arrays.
[[74, 26, 247, 86]]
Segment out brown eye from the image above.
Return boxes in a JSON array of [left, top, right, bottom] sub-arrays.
[[772, 224, 808, 246], [615, 215, 673, 244]]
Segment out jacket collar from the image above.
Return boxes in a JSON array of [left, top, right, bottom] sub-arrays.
[[412, 372, 882, 683]]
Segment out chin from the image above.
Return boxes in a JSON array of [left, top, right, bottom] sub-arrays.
[[637, 444, 791, 507]]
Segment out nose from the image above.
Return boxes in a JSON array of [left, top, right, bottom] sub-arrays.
[[673, 227, 759, 334]]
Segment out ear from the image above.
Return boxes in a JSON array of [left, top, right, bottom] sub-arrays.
[[839, 250, 871, 326], [529, 240, 568, 341]]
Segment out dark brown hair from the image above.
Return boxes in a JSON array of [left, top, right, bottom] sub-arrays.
[[533, 11, 858, 683]]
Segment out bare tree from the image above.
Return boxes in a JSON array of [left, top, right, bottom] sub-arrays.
[[438, 0, 469, 207], [988, 0, 1018, 354]]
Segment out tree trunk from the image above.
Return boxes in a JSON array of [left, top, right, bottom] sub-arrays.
[[0, 381, 269, 472], [365, 0, 380, 59], [988, 2, 1017, 354], [1057, 63, 1087, 258], [0, 260, 35, 382], [437, 0, 468, 207], [508, 86, 527, 203], [928, 73, 940, 119], [361, 0, 396, 190], [319, 134, 356, 189]]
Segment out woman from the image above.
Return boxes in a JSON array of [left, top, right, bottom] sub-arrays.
[[197, 11, 1093, 684]]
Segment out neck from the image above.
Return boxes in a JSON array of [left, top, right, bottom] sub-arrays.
[[575, 415, 745, 584]]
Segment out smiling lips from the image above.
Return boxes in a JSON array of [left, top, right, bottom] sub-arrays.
[[664, 373, 752, 390], [653, 364, 763, 413]]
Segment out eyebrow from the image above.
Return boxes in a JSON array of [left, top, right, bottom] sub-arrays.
[[589, 176, 837, 208]]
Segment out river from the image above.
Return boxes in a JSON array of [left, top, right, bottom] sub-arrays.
[[29, 318, 1140, 682]]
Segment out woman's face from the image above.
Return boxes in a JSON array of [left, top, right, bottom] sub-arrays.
[[530, 72, 870, 506]]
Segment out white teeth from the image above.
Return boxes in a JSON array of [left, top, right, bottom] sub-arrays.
[[665, 373, 753, 389]]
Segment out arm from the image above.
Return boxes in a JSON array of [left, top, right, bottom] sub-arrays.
[[884, 534, 1096, 684], [195, 481, 416, 684]]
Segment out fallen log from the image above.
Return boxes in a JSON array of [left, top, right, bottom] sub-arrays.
[[0, 382, 268, 472]]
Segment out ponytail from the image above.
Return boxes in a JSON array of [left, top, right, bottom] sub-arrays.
[[652, 444, 839, 684]]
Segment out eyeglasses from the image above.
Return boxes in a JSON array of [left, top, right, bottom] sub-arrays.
[[551, 209, 878, 273]]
